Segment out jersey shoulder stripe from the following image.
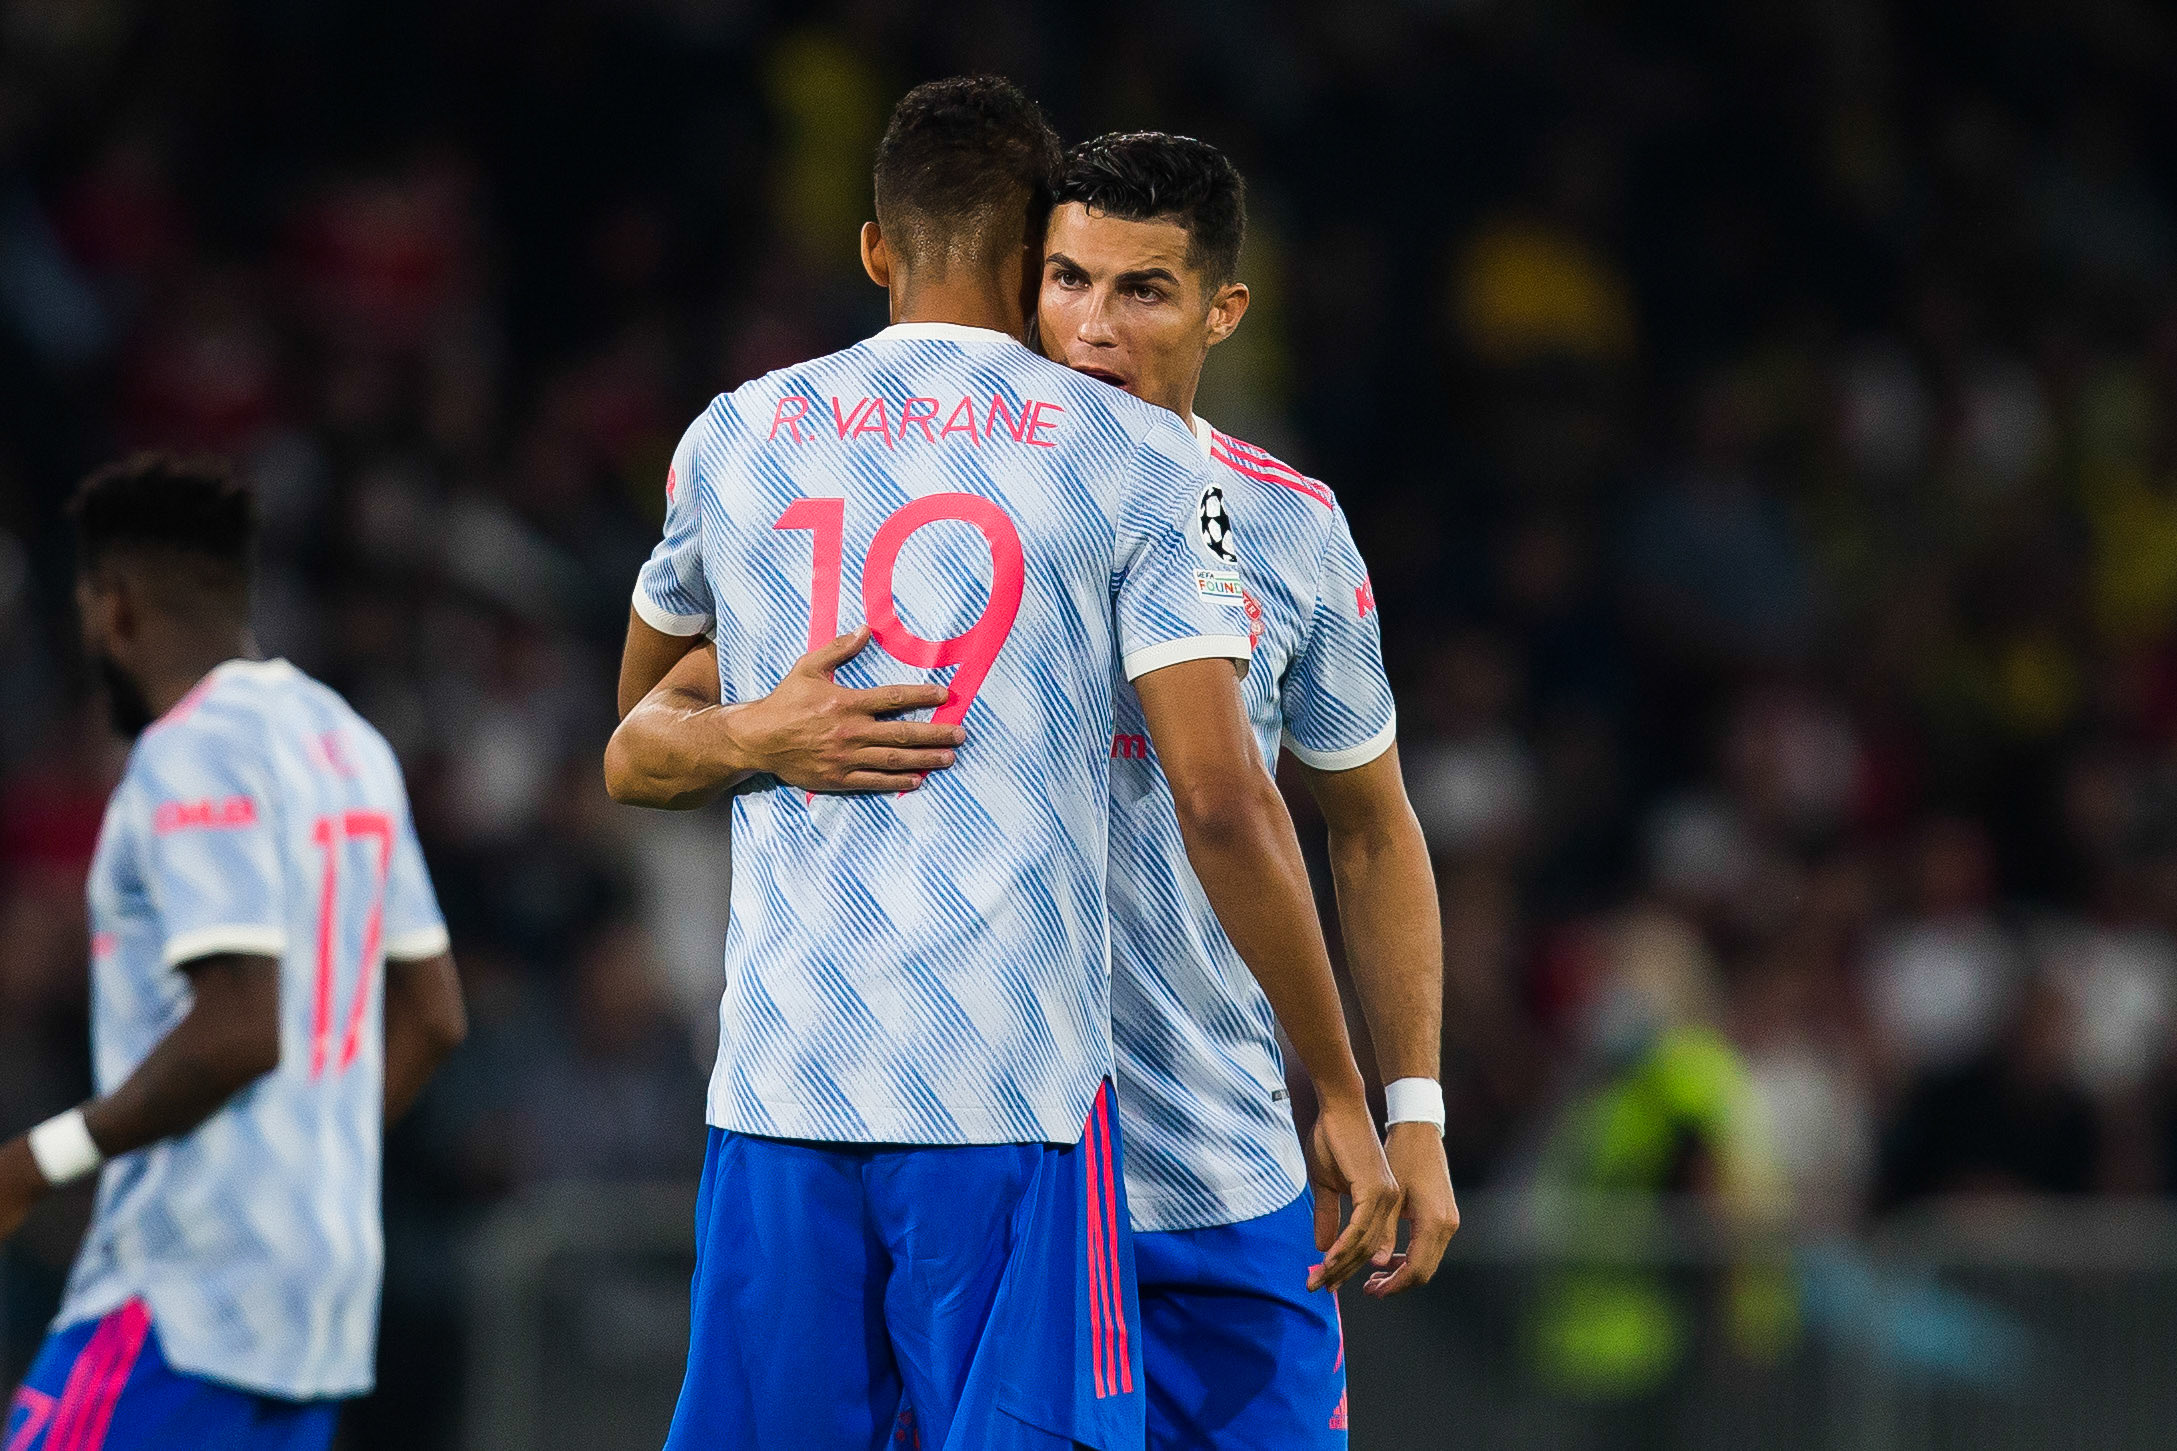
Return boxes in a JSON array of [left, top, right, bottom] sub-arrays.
[[1208, 429, 1334, 510]]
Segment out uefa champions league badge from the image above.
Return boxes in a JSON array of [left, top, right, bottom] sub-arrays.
[[1197, 484, 1238, 562]]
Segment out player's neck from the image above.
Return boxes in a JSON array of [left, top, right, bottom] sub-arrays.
[[889, 272, 1027, 341], [1162, 374, 1202, 426], [1140, 350, 1211, 425], [140, 630, 258, 717]]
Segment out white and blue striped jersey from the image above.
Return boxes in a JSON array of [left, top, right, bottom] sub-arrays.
[[1110, 417, 1397, 1233], [631, 322, 1251, 1147], [60, 659, 449, 1400]]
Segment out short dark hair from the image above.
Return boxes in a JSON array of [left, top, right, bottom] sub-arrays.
[[873, 76, 1062, 269], [1056, 132, 1247, 286], [70, 452, 258, 585]]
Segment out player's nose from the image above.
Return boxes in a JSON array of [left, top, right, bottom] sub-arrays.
[[1076, 296, 1119, 345]]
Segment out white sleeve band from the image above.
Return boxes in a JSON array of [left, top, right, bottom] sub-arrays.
[[630, 587, 713, 638], [162, 924, 287, 968], [1121, 634, 1254, 682], [28, 1108, 103, 1187], [1383, 1077, 1445, 1134], [384, 924, 453, 961], [1282, 715, 1397, 773]]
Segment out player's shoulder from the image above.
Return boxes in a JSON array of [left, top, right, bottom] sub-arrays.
[[726, 338, 877, 401], [128, 659, 300, 783], [137, 659, 387, 771], [1050, 367, 1197, 448], [1202, 423, 1338, 515], [274, 665, 406, 776], [684, 342, 871, 444]]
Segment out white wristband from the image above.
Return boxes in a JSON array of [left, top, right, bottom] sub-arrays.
[[27, 1108, 103, 1187], [1383, 1078, 1445, 1135]]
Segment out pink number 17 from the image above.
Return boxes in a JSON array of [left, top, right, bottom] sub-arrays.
[[775, 494, 1026, 727], [309, 811, 393, 1079]]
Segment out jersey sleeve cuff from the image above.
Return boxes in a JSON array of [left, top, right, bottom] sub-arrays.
[[384, 925, 453, 961], [631, 587, 714, 639], [1283, 715, 1397, 772], [1122, 634, 1254, 682], [163, 925, 288, 968]]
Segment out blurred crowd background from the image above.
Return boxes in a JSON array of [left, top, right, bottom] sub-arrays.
[[3, 0, 2177, 1444]]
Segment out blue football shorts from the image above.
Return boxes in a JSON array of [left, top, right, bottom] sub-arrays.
[[664, 1080, 1143, 1451], [1133, 1190, 1348, 1449], [6, 1300, 339, 1451]]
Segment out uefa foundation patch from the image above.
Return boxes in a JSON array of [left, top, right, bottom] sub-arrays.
[[1195, 568, 1245, 601]]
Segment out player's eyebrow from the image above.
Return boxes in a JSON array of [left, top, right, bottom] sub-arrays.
[[1115, 266, 1181, 287], [1044, 250, 1086, 271]]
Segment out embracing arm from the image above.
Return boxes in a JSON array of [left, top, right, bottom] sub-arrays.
[[605, 630, 964, 805], [0, 952, 281, 1238], [619, 609, 706, 720], [606, 640, 747, 808], [1133, 658, 1399, 1290], [1298, 745, 1459, 1292]]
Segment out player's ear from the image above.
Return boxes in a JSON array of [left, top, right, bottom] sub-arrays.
[[74, 567, 125, 651], [1204, 281, 1249, 348], [860, 223, 892, 290]]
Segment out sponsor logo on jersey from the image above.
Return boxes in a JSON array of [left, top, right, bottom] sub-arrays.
[[1110, 733, 1152, 761], [152, 795, 258, 834], [1355, 572, 1377, 620]]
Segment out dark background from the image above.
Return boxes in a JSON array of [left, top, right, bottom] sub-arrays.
[[3, 1, 2176, 1444]]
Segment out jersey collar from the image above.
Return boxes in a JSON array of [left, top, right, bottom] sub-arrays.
[[873, 322, 1023, 346], [1189, 413, 1216, 460], [210, 657, 297, 684]]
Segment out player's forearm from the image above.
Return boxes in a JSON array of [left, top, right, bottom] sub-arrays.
[[384, 952, 466, 1123], [1169, 770, 1370, 1104], [1319, 777, 1443, 1085], [604, 689, 756, 808], [80, 954, 282, 1160], [618, 609, 705, 719]]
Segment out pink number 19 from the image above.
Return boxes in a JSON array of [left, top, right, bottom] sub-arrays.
[[774, 494, 1026, 727], [309, 811, 393, 1079]]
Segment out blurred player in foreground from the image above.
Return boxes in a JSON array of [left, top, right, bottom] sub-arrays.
[[1039, 132, 1458, 1446], [0, 455, 465, 1451], [608, 76, 1395, 1451], [618, 132, 1459, 1447]]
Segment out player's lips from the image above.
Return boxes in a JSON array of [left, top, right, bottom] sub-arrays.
[[1072, 363, 1130, 389]]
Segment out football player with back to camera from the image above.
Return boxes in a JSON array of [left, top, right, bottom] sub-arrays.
[[606, 76, 1396, 1451], [612, 130, 1457, 1447], [0, 455, 464, 1451]]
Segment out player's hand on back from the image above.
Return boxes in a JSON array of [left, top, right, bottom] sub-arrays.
[[1362, 1123, 1459, 1297], [731, 628, 966, 794], [1305, 1096, 1401, 1293]]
